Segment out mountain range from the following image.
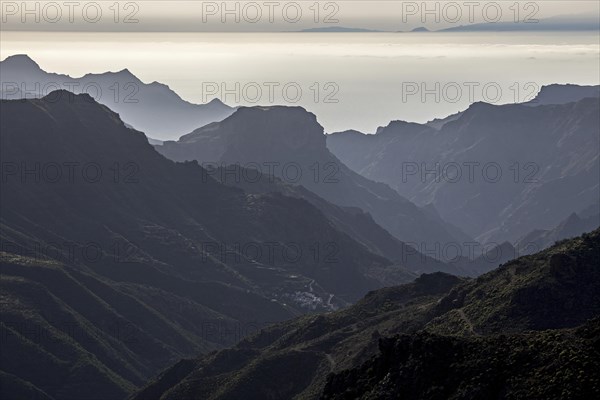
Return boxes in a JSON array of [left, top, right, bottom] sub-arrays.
[[0, 91, 420, 399], [327, 86, 600, 245], [515, 201, 600, 255], [0, 55, 234, 140], [131, 229, 600, 399], [1, 55, 599, 400], [155, 106, 473, 260]]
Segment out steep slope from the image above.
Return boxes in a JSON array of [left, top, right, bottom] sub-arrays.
[[515, 206, 599, 255], [425, 229, 600, 335], [131, 229, 600, 400], [328, 92, 600, 244], [452, 241, 518, 277], [0, 54, 234, 139], [0, 91, 400, 399], [210, 165, 458, 276], [322, 320, 600, 400], [130, 273, 464, 400], [156, 106, 470, 260]]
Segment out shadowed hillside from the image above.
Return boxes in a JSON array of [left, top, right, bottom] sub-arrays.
[[156, 106, 472, 263], [0, 91, 412, 399], [131, 229, 600, 400]]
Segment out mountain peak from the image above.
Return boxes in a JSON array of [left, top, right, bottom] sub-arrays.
[[41, 89, 95, 103], [527, 84, 600, 106], [376, 119, 431, 136], [216, 105, 325, 155], [557, 212, 584, 230], [206, 97, 226, 106], [328, 129, 367, 137], [456, 101, 499, 120], [87, 67, 140, 82], [114, 68, 138, 79], [236, 104, 311, 114], [1, 54, 41, 70]]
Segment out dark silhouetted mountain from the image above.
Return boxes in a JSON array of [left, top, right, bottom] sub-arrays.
[[131, 229, 600, 400], [525, 84, 600, 106], [422, 84, 598, 131], [0, 54, 234, 140], [156, 106, 471, 264], [328, 93, 600, 244], [129, 272, 464, 400], [0, 91, 405, 399], [210, 165, 457, 277], [322, 319, 600, 400], [425, 110, 464, 129]]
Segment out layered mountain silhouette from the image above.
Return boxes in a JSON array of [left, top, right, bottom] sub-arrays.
[[0, 91, 417, 399], [524, 84, 600, 106], [156, 106, 472, 258], [210, 165, 457, 276], [132, 229, 600, 399], [0, 55, 233, 140], [213, 164, 516, 277], [516, 200, 600, 255], [328, 87, 600, 244], [2, 54, 598, 400]]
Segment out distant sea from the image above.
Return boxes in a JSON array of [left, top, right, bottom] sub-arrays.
[[2, 31, 598, 133]]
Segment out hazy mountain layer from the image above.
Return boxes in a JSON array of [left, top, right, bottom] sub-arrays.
[[212, 165, 463, 276], [0, 55, 234, 140], [156, 106, 471, 259], [328, 90, 600, 244]]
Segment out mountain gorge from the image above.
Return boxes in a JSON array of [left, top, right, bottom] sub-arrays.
[[0, 53, 598, 400], [210, 165, 452, 277], [132, 229, 600, 399], [156, 106, 472, 259], [327, 88, 600, 245], [0, 91, 416, 399]]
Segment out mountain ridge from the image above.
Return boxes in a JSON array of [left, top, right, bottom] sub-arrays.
[[327, 91, 600, 244], [156, 104, 474, 263], [0, 55, 234, 140], [0, 91, 414, 399], [130, 228, 600, 399]]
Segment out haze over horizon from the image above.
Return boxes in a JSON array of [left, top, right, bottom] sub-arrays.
[[1, 0, 598, 32], [2, 30, 599, 133]]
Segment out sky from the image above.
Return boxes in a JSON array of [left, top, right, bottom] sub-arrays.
[[1, 1, 599, 32]]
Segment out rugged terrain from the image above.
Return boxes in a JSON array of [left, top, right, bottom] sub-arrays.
[[132, 229, 600, 399]]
